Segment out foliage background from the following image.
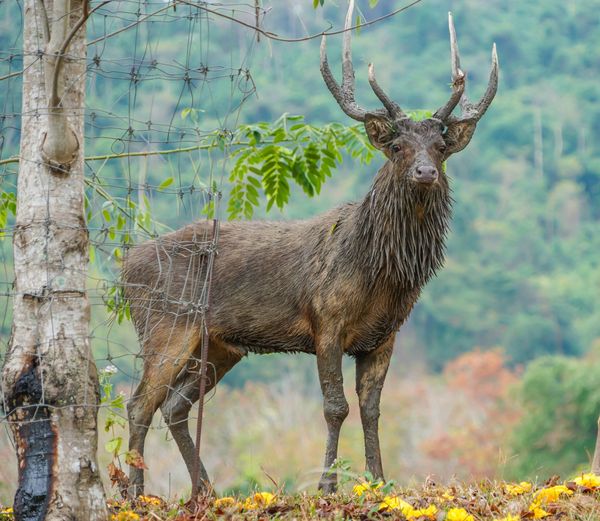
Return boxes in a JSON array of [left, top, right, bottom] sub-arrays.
[[0, 0, 599, 503]]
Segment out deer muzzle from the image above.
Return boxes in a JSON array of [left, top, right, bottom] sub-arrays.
[[413, 165, 439, 185]]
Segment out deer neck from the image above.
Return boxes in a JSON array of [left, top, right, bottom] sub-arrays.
[[354, 161, 453, 290]]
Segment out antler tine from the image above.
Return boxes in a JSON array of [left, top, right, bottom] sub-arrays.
[[368, 63, 405, 119], [435, 12, 499, 123], [341, 0, 356, 93], [320, 35, 366, 121], [448, 12, 469, 112], [434, 12, 467, 121], [320, 0, 372, 122], [474, 43, 499, 118]]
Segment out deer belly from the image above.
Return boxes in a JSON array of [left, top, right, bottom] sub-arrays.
[[344, 320, 400, 356], [219, 331, 316, 355]]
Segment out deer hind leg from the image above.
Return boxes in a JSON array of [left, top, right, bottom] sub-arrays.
[[127, 321, 201, 497], [316, 336, 349, 493], [355, 336, 394, 481], [160, 337, 243, 493]]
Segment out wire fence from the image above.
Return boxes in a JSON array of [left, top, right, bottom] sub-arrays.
[[0, 0, 443, 502], [0, 0, 271, 499]]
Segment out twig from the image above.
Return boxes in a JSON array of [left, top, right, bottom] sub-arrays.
[[0, 137, 305, 166], [36, 0, 50, 43], [83, 178, 154, 235], [179, 0, 425, 43], [0, 70, 23, 82], [50, 0, 110, 108], [87, 2, 174, 46]]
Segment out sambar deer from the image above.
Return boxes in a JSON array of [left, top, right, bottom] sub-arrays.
[[124, 0, 498, 495]]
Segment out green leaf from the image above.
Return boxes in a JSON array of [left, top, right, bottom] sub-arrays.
[[111, 394, 125, 410], [247, 175, 261, 188], [225, 116, 375, 218], [158, 177, 174, 191], [105, 437, 122, 455]]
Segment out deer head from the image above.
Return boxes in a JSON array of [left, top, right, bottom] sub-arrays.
[[320, 1, 499, 187]]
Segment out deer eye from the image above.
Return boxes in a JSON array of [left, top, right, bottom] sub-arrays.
[[390, 144, 402, 154]]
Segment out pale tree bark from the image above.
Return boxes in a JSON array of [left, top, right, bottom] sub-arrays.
[[1, 0, 107, 519]]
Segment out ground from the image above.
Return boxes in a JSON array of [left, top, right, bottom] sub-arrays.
[[5, 473, 598, 520]]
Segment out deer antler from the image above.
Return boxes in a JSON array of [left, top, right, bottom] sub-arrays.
[[320, 0, 399, 121], [434, 12, 499, 123], [368, 63, 405, 119]]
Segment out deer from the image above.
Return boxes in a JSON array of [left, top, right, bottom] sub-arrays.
[[123, 0, 498, 496]]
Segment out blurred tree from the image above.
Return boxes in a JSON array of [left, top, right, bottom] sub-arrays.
[[421, 349, 520, 478], [508, 345, 600, 479]]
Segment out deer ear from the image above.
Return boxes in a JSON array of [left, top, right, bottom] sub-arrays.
[[364, 114, 394, 151], [443, 119, 477, 155]]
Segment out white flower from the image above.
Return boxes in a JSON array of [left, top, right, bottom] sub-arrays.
[[103, 364, 118, 374]]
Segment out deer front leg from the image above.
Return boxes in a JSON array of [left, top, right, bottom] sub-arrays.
[[355, 336, 394, 480], [317, 338, 349, 494]]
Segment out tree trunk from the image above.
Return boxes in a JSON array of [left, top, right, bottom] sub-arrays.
[[1, 0, 107, 519]]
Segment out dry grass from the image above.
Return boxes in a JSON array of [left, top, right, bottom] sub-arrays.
[[98, 477, 600, 520]]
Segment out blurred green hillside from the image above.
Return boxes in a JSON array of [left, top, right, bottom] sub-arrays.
[[1, 0, 599, 375]]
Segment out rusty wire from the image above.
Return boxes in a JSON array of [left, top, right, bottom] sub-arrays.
[[0, 0, 261, 499]]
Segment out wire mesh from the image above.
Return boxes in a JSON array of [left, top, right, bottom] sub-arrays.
[[0, 0, 272, 499]]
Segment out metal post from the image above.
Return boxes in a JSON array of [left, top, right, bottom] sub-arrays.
[[191, 218, 219, 500]]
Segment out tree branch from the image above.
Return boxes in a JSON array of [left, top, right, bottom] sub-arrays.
[[178, 0, 424, 43], [36, 0, 50, 43], [50, 0, 109, 108], [0, 141, 252, 166]]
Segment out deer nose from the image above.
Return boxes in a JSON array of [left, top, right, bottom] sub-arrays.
[[415, 165, 439, 184]]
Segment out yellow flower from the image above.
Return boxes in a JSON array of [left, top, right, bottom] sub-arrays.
[[572, 472, 600, 489], [504, 481, 533, 496], [137, 495, 162, 507], [408, 505, 438, 520], [0, 507, 14, 520], [534, 484, 573, 504], [446, 507, 475, 521], [214, 497, 239, 509], [378, 496, 413, 516], [442, 491, 455, 501], [111, 512, 140, 521], [353, 480, 383, 497], [493, 515, 520, 521], [243, 492, 275, 510], [529, 505, 550, 519]]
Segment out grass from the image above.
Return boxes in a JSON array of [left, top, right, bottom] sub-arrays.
[[98, 474, 600, 520]]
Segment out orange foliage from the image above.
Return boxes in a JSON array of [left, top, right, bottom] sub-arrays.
[[420, 348, 522, 478], [444, 348, 518, 402]]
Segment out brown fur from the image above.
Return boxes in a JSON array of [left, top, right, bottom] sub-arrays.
[[123, 0, 501, 489], [122, 116, 470, 495]]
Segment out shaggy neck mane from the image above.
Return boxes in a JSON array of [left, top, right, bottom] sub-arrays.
[[354, 161, 453, 289]]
